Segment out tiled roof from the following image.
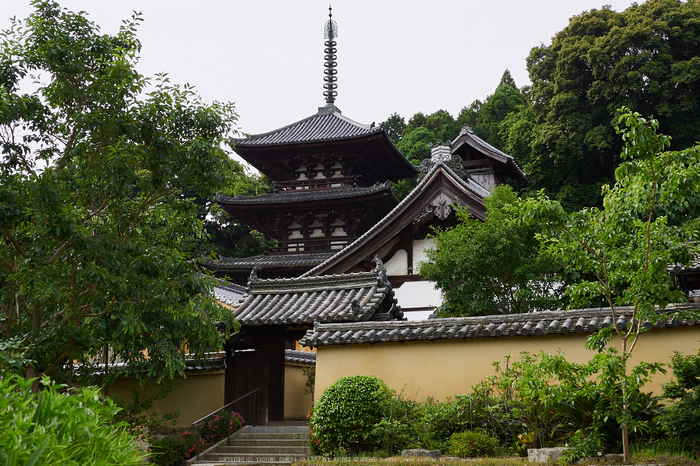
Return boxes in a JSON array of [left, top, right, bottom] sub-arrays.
[[205, 253, 336, 272], [214, 282, 247, 306], [234, 266, 403, 326], [184, 354, 226, 371], [452, 126, 526, 180], [285, 349, 316, 365], [302, 161, 487, 277], [215, 182, 397, 206], [299, 304, 700, 347], [233, 111, 380, 147]]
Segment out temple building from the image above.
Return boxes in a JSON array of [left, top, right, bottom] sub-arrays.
[[205, 7, 525, 423]]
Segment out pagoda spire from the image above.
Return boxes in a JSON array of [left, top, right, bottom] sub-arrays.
[[323, 5, 338, 105]]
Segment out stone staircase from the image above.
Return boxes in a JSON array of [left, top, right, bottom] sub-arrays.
[[187, 424, 311, 466]]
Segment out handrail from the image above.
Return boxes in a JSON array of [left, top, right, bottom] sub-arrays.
[[192, 387, 262, 461]]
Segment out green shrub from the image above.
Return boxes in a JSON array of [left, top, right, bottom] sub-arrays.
[[0, 374, 147, 465], [447, 430, 500, 458], [420, 395, 476, 451], [660, 350, 700, 450], [149, 436, 188, 466], [371, 386, 423, 454], [309, 375, 389, 456]]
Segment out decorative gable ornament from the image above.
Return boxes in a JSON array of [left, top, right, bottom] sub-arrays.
[[421, 141, 466, 178], [412, 192, 458, 224]]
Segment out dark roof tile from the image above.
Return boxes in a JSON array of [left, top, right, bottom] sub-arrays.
[[215, 182, 396, 206], [234, 268, 403, 326], [204, 253, 335, 272], [233, 112, 379, 147], [299, 304, 700, 347]]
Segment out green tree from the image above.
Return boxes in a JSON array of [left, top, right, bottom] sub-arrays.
[[0, 1, 238, 386], [396, 126, 436, 165], [465, 70, 528, 149], [520, 109, 700, 462], [188, 171, 272, 260], [420, 185, 564, 317], [524, 0, 700, 210], [382, 113, 406, 145], [660, 350, 700, 449]]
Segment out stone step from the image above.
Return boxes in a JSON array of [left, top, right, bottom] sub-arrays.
[[213, 445, 310, 455], [235, 432, 308, 440], [226, 439, 309, 447], [194, 451, 309, 465], [187, 424, 311, 466], [240, 425, 308, 434]]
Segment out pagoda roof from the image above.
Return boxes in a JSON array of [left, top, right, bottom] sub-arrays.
[[215, 182, 397, 207], [300, 303, 700, 347], [215, 182, 399, 240], [233, 266, 403, 327], [205, 253, 335, 274], [452, 126, 526, 181], [232, 110, 418, 183], [303, 160, 489, 277], [233, 111, 380, 147]]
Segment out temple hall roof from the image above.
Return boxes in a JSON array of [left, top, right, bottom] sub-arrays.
[[300, 304, 700, 347], [214, 282, 247, 307], [452, 126, 526, 181], [233, 265, 403, 327], [303, 159, 489, 277]]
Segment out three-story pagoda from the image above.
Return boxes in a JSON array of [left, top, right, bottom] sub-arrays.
[[210, 9, 418, 284]]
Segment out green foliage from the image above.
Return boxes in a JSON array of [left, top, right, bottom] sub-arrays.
[[382, 113, 406, 145], [148, 436, 187, 466], [420, 185, 565, 316], [0, 374, 147, 465], [660, 350, 700, 449], [0, 1, 240, 384], [148, 410, 243, 466], [370, 386, 423, 454], [517, 106, 700, 457], [0, 336, 34, 376], [447, 430, 500, 458], [396, 126, 436, 165], [420, 396, 476, 451], [460, 70, 528, 150], [303, 365, 316, 403], [520, 109, 700, 353], [309, 375, 389, 456], [198, 409, 244, 445], [469, 351, 664, 461], [522, 0, 700, 210], [113, 380, 181, 432]]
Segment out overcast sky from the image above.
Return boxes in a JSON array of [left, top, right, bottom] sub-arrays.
[[3, 1, 638, 136]]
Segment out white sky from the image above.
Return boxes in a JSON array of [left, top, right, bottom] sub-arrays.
[[3, 0, 637, 137]]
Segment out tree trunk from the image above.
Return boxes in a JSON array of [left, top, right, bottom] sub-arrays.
[[622, 423, 630, 463], [26, 365, 40, 393]]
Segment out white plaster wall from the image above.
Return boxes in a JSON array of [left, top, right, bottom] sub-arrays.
[[384, 249, 408, 275], [412, 238, 434, 267], [393, 281, 442, 321]]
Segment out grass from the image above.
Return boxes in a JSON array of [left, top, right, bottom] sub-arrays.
[[294, 452, 700, 466]]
